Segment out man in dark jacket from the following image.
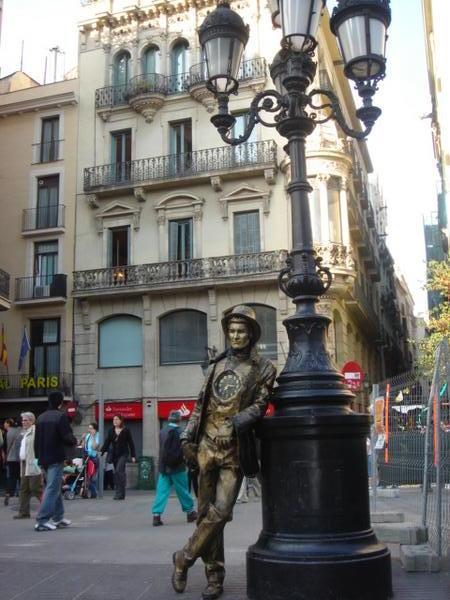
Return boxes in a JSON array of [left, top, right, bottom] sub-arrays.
[[34, 391, 77, 531], [172, 305, 276, 600], [152, 410, 197, 527]]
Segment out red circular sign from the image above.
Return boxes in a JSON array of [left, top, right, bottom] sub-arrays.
[[341, 361, 364, 391]]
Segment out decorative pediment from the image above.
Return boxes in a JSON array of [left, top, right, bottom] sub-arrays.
[[95, 201, 142, 233], [154, 192, 204, 224], [219, 184, 271, 220]]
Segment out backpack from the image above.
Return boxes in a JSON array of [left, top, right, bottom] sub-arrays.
[[163, 427, 184, 469]]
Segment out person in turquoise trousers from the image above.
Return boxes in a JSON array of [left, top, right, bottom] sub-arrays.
[[152, 410, 197, 526]]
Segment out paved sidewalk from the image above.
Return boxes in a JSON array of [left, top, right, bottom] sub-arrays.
[[0, 490, 448, 600]]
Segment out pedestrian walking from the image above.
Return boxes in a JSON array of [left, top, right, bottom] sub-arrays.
[[14, 412, 42, 519], [101, 415, 136, 500], [172, 305, 276, 600], [83, 422, 100, 498], [3, 418, 22, 506], [34, 391, 77, 531], [152, 410, 197, 527]]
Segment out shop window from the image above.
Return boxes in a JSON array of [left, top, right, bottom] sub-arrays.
[[160, 310, 207, 365], [99, 315, 143, 368]]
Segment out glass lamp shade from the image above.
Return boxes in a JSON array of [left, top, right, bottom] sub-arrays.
[[330, 0, 391, 81], [198, 1, 249, 95], [279, 0, 326, 52], [268, 0, 281, 28]]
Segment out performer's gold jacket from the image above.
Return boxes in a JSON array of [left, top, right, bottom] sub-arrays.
[[181, 347, 276, 476]]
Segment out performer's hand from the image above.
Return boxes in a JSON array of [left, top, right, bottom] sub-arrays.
[[182, 442, 198, 467]]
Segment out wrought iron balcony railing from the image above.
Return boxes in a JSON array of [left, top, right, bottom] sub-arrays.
[[0, 372, 72, 398], [83, 139, 277, 191], [189, 57, 266, 87], [15, 274, 67, 302], [0, 268, 10, 300], [22, 204, 65, 232], [73, 250, 287, 294], [95, 84, 128, 109], [32, 139, 64, 163], [125, 73, 167, 98], [95, 57, 267, 109]]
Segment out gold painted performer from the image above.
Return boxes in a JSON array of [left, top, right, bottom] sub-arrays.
[[172, 305, 276, 600]]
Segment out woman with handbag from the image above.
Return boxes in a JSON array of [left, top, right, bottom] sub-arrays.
[[101, 415, 136, 500]]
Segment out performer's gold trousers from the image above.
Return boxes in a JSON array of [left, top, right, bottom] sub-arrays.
[[181, 437, 243, 583]]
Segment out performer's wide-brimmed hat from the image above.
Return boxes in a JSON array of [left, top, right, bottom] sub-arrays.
[[221, 305, 261, 344]]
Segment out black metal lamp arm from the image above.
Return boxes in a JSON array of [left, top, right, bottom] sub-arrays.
[[212, 89, 286, 146], [308, 88, 381, 140]]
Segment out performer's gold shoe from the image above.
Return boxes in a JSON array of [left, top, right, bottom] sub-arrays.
[[172, 551, 188, 593]]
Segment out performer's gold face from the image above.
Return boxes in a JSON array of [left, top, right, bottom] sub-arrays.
[[228, 320, 250, 350]]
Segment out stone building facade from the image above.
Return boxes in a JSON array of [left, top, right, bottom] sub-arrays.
[[72, 0, 413, 459], [0, 73, 78, 419]]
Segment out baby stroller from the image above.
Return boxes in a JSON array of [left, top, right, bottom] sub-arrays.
[[63, 455, 97, 500]]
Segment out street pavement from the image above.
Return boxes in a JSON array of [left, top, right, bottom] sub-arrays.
[[0, 490, 448, 600]]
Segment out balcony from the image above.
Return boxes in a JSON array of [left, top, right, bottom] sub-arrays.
[[22, 204, 65, 234], [346, 279, 380, 337], [0, 372, 72, 399], [73, 250, 287, 297], [95, 57, 267, 116], [83, 140, 278, 194], [31, 139, 64, 164], [14, 274, 67, 305], [0, 268, 11, 311]]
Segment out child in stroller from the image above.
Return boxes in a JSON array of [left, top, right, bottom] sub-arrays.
[[62, 455, 97, 500]]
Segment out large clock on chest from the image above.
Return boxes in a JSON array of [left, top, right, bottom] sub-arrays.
[[214, 370, 241, 401]]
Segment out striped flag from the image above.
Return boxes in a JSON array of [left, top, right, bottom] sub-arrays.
[[18, 326, 31, 372], [0, 324, 8, 370]]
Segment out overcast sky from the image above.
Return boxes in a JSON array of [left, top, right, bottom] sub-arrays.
[[0, 0, 438, 316]]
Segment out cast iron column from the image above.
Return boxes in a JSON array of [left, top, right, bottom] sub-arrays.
[[246, 52, 392, 600]]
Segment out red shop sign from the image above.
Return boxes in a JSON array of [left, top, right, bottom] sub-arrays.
[[95, 401, 143, 421], [341, 361, 364, 391], [158, 400, 196, 420]]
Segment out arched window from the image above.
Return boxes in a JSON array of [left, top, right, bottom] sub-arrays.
[[171, 40, 189, 76], [142, 45, 160, 74], [160, 310, 207, 365], [333, 310, 344, 366], [346, 322, 354, 360], [224, 304, 277, 360], [114, 51, 131, 86], [99, 315, 142, 368], [170, 39, 189, 92]]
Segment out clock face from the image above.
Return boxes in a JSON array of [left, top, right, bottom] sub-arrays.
[[214, 370, 241, 401]]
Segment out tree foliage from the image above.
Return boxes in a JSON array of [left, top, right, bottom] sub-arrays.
[[415, 259, 450, 374]]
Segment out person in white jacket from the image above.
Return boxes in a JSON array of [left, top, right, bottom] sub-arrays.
[[14, 412, 42, 519]]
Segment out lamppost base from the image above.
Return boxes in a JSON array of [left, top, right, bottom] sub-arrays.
[[247, 412, 393, 600]]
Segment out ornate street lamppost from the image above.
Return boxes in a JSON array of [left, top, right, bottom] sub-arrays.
[[199, 1, 392, 599]]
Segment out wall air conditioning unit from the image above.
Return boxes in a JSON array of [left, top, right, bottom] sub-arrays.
[[34, 285, 50, 299]]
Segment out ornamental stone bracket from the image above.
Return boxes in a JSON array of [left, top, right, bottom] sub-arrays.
[[80, 299, 91, 331], [134, 187, 147, 202], [264, 168, 276, 185], [219, 184, 271, 220], [189, 84, 217, 113], [210, 176, 222, 192], [97, 108, 112, 122], [86, 194, 99, 209], [129, 94, 165, 123]]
